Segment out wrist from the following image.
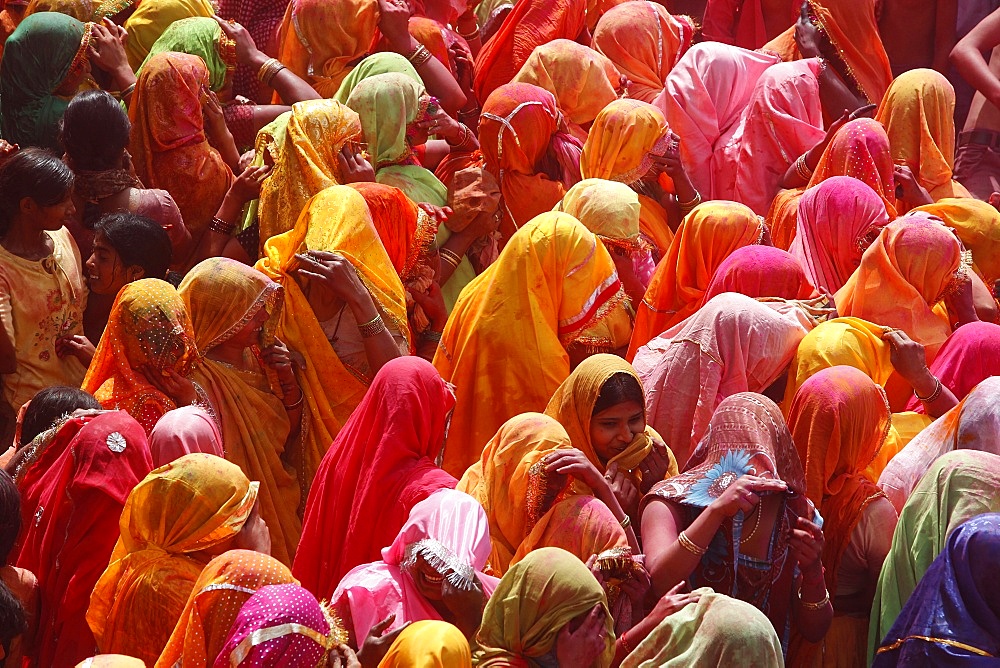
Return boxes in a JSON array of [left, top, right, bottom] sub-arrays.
[[391, 34, 419, 54], [247, 50, 268, 70], [908, 367, 937, 396], [111, 67, 137, 91]]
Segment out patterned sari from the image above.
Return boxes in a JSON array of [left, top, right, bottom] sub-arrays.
[[701, 245, 816, 305], [141, 16, 237, 92], [122, 0, 215, 71]]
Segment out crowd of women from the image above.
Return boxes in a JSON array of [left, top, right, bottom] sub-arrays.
[[0, 0, 998, 664]]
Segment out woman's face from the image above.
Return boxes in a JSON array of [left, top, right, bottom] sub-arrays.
[[590, 400, 645, 463], [410, 552, 446, 601], [53, 58, 92, 96], [86, 232, 141, 296], [226, 306, 269, 350], [22, 192, 76, 232]]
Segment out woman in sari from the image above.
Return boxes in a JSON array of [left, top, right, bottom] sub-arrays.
[[178, 257, 302, 565], [458, 413, 634, 575], [642, 393, 832, 652], [914, 199, 1000, 293], [332, 489, 497, 642], [904, 322, 1000, 414], [148, 405, 224, 468], [379, 620, 472, 668], [474, 547, 616, 668], [868, 450, 1000, 661], [87, 453, 269, 665], [81, 278, 200, 434], [786, 366, 897, 667], [593, 2, 695, 104], [432, 211, 627, 476], [633, 293, 812, 466], [787, 176, 890, 296], [13, 411, 152, 668], [122, 0, 214, 69], [628, 200, 767, 356], [293, 356, 458, 599], [700, 245, 816, 305], [873, 513, 1000, 666], [156, 549, 296, 667], [332, 52, 421, 105]]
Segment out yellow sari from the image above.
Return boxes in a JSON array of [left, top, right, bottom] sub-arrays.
[[255, 185, 410, 495], [433, 211, 627, 477], [378, 620, 471, 668], [178, 258, 302, 565], [123, 0, 215, 71]]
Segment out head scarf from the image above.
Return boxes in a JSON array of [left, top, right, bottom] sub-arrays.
[[556, 179, 643, 253], [23, 0, 107, 21], [141, 16, 237, 92], [350, 182, 438, 282], [593, 2, 694, 103], [122, 0, 215, 70], [628, 200, 766, 356], [81, 279, 199, 435], [634, 293, 811, 466], [214, 584, 345, 667], [873, 513, 1000, 666], [807, 118, 897, 215], [0, 12, 91, 150], [701, 246, 816, 305], [432, 211, 626, 476], [332, 52, 421, 105], [914, 198, 1000, 287], [472, 0, 587, 103], [379, 620, 472, 668], [13, 412, 152, 668], [905, 322, 1000, 414], [333, 489, 497, 640], [148, 405, 224, 468], [655, 42, 779, 199], [88, 453, 259, 665], [834, 217, 960, 354], [158, 550, 297, 667], [788, 176, 890, 296], [475, 547, 615, 668], [273, 0, 378, 97], [292, 357, 458, 599], [869, 450, 1000, 660]]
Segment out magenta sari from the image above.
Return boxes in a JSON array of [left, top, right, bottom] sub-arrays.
[[701, 245, 816, 305], [904, 322, 1000, 414]]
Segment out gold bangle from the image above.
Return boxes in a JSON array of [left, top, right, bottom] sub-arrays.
[[799, 589, 830, 610], [358, 313, 386, 338], [439, 247, 463, 269], [678, 192, 702, 216], [619, 514, 632, 531], [457, 25, 480, 41], [257, 57, 285, 86], [795, 153, 814, 181], [677, 530, 707, 557], [407, 44, 434, 68]]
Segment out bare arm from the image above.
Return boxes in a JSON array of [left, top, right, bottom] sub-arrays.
[[951, 6, 1000, 109]]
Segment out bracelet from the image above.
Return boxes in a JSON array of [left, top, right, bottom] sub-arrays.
[[677, 530, 707, 557], [794, 153, 813, 181], [257, 57, 286, 86], [282, 389, 304, 410], [914, 375, 943, 403], [209, 216, 236, 235], [358, 313, 387, 338], [618, 630, 632, 654], [798, 588, 830, 610], [447, 124, 474, 149], [457, 25, 480, 41], [619, 514, 632, 531], [421, 329, 443, 343], [407, 44, 434, 68], [439, 247, 463, 270], [120, 82, 136, 100], [678, 192, 702, 216]]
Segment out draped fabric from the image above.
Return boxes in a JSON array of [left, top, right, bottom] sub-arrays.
[[148, 405, 224, 468], [634, 294, 811, 467], [475, 547, 615, 668], [13, 412, 152, 668], [156, 550, 297, 668], [913, 198, 1000, 287], [869, 450, 1000, 661], [130, 52, 233, 260], [432, 212, 625, 476], [293, 357, 458, 600], [216, 0, 291, 100], [628, 200, 765, 357], [556, 178, 644, 252], [81, 279, 199, 435], [378, 620, 472, 668], [141, 16, 236, 92], [122, 0, 215, 70], [24, 0, 105, 21], [905, 322, 1000, 414], [701, 0, 797, 49], [88, 454, 259, 666], [350, 182, 438, 283], [873, 513, 1000, 666], [788, 176, 890, 296], [701, 245, 816, 305], [593, 1, 694, 104], [331, 52, 421, 105]]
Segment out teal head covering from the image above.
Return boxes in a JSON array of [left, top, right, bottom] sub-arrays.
[[140, 16, 235, 92]]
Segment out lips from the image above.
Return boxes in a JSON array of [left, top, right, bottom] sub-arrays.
[[422, 570, 444, 584]]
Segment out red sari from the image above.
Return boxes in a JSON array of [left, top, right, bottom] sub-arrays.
[[292, 357, 458, 599]]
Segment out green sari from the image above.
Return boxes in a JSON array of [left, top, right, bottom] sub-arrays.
[[868, 449, 1000, 662], [332, 52, 421, 105], [141, 16, 235, 92]]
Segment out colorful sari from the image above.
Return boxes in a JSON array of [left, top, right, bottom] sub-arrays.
[[788, 176, 890, 296], [13, 411, 152, 668], [472, 0, 587, 103], [628, 200, 766, 356], [0, 12, 91, 150], [474, 547, 615, 668], [913, 198, 1000, 288], [293, 357, 458, 599], [510, 39, 621, 139], [273, 0, 378, 97], [643, 393, 813, 646], [81, 279, 199, 434], [331, 52, 420, 105], [216, 0, 290, 100], [178, 258, 301, 566], [148, 405, 224, 468], [333, 489, 498, 640], [869, 450, 1000, 661], [130, 52, 234, 261], [23, 0, 106, 21], [593, 1, 694, 104], [141, 16, 237, 92], [156, 549, 297, 668], [701, 245, 816, 305], [256, 185, 409, 491], [432, 211, 626, 476], [457, 413, 627, 575], [87, 453, 259, 666], [579, 99, 675, 254], [655, 42, 779, 200], [834, 217, 960, 356], [379, 620, 472, 668], [905, 322, 1000, 414], [122, 0, 215, 71], [873, 513, 1000, 666]]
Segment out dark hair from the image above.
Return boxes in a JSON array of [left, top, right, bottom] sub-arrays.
[[593, 372, 644, 415], [0, 148, 74, 235], [61, 90, 131, 171], [19, 386, 101, 447], [0, 471, 26, 649], [94, 212, 172, 279]]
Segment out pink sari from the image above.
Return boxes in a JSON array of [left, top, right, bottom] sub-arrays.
[[701, 245, 816, 305], [904, 322, 1000, 414], [148, 406, 223, 468]]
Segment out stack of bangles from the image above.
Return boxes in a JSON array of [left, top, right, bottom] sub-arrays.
[[914, 376, 943, 403], [448, 124, 476, 151], [257, 57, 286, 87], [439, 247, 463, 271], [457, 25, 479, 41], [120, 82, 136, 101], [209, 216, 236, 236], [794, 153, 814, 181], [358, 313, 386, 338], [677, 531, 707, 556], [407, 43, 434, 68], [798, 587, 830, 610], [678, 192, 702, 216], [282, 390, 304, 410]]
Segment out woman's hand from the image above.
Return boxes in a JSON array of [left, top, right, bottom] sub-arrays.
[[201, 86, 229, 140], [638, 439, 672, 493], [893, 164, 933, 206], [545, 449, 607, 494], [882, 328, 931, 386], [88, 19, 134, 89], [213, 16, 266, 68], [788, 516, 825, 577], [229, 164, 272, 204], [261, 339, 300, 403], [143, 365, 199, 406], [376, 0, 413, 52], [646, 581, 702, 624], [337, 144, 376, 184], [418, 203, 452, 225], [450, 41, 476, 103], [409, 281, 448, 332], [55, 334, 96, 366], [417, 107, 466, 144], [0, 140, 18, 168], [329, 644, 361, 668], [794, 13, 824, 58], [605, 462, 640, 520], [358, 615, 410, 668], [707, 475, 787, 519], [620, 563, 653, 613], [555, 605, 608, 667], [944, 267, 979, 326], [440, 575, 486, 638], [294, 250, 371, 308]]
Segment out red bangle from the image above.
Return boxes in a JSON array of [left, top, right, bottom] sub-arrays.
[[619, 629, 632, 654]]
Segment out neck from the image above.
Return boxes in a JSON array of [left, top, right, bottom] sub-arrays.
[[2, 220, 49, 257], [207, 341, 251, 368]]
